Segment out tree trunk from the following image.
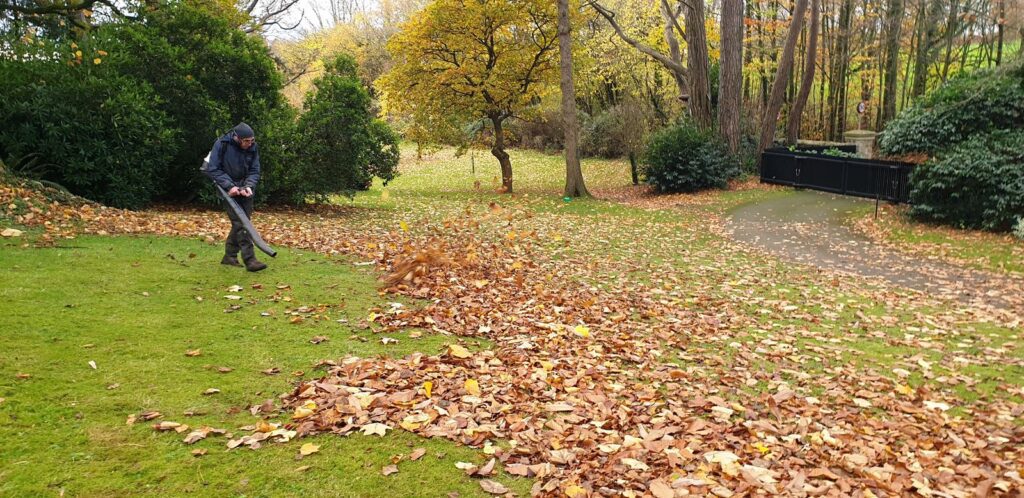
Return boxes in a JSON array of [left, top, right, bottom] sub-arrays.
[[558, 0, 589, 198], [683, 0, 714, 129], [719, 0, 744, 152], [827, 0, 853, 140], [660, 0, 691, 110], [757, 0, 809, 162], [879, 0, 904, 126], [629, 152, 639, 185], [490, 115, 513, 193], [996, 0, 1005, 65], [786, 0, 819, 144], [911, 0, 944, 97]]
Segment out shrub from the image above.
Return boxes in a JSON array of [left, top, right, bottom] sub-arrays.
[[580, 101, 649, 159], [0, 59, 175, 209], [95, 1, 285, 202], [879, 60, 1024, 157], [908, 129, 1024, 231], [1014, 218, 1024, 241], [293, 54, 399, 202], [641, 122, 739, 193]]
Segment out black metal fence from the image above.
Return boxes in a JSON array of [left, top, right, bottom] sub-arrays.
[[760, 148, 915, 203]]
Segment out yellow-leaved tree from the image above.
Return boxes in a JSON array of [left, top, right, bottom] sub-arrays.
[[377, 0, 559, 193]]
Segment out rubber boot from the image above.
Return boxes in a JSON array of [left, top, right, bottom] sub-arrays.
[[245, 257, 267, 272]]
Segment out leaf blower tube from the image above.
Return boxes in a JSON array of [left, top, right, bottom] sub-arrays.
[[201, 159, 277, 258]]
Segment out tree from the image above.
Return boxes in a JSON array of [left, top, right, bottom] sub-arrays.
[[878, 0, 904, 126], [295, 54, 399, 203], [558, 0, 588, 197], [378, 0, 560, 193], [589, 0, 713, 130], [718, 0, 744, 153], [786, 0, 818, 144], [757, 0, 808, 159]]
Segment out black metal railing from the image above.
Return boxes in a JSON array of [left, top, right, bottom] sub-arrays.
[[760, 148, 915, 203]]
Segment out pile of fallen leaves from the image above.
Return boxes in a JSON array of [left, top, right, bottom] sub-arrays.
[[8, 177, 1022, 496]]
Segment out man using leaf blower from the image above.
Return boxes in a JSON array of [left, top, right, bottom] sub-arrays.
[[203, 123, 269, 272]]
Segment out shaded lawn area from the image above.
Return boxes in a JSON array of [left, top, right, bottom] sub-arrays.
[[0, 235, 528, 497]]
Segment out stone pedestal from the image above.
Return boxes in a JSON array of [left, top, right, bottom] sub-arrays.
[[843, 129, 878, 159]]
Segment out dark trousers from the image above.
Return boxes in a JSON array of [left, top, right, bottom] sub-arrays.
[[224, 195, 255, 261]]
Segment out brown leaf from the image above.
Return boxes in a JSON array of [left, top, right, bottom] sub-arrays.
[[479, 480, 508, 495], [382, 464, 399, 476], [649, 479, 674, 498], [409, 448, 427, 461]]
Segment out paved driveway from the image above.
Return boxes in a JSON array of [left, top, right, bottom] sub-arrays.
[[724, 190, 1023, 312]]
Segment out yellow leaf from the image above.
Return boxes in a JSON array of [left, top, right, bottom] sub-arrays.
[[573, 325, 590, 338], [448, 344, 472, 358], [292, 400, 316, 419], [895, 384, 914, 395], [565, 485, 586, 497], [75, 50, 82, 58], [97, 50, 108, 56], [464, 379, 481, 396], [367, 312, 379, 322], [71, 42, 78, 49], [380, 189, 390, 201], [540, 360, 554, 371], [753, 442, 771, 455], [299, 443, 319, 456], [399, 220, 409, 232], [423, 381, 433, 398]]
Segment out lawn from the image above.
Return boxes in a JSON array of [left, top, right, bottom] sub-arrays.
[[0, 234, 529, 497], [856, 205, 1024, 276], [2, 147, 1021, 496]]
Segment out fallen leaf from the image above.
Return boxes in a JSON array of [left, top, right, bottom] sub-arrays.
[[299, 443, 320, 456], [202, 388, 220, 395], [448, 344, 472, 358], [409, 448, 426, 461], [479, 480, 508, 495], [382, 464, 399, 476], [464, 379, 481, 396], [649, 479, 674, 498], [360, 423, 390, 436]]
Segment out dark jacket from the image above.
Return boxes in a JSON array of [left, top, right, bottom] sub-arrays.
[[203, 132, 261, 190]]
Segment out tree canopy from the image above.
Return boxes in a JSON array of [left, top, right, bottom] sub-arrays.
[[377, 0, 560, 192]]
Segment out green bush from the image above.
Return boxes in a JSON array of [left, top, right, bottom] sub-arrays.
[[96, 1, 285, 202], [292, 54, 399, 203], [0, 59, 176, 209], [908, 129, 1024, 231], [880, 61, 1024, 157], [641, 122, 739, 193]]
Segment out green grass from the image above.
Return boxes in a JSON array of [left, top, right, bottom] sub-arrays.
[[0, 235, 528, 497], [3, 145, 1022, 495], [878, 215, 1024, 275]]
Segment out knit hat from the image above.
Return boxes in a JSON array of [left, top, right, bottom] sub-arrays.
[[232, 122, 254, 139]]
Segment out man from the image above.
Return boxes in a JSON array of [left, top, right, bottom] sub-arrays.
[[203, 123, 267, 272]]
